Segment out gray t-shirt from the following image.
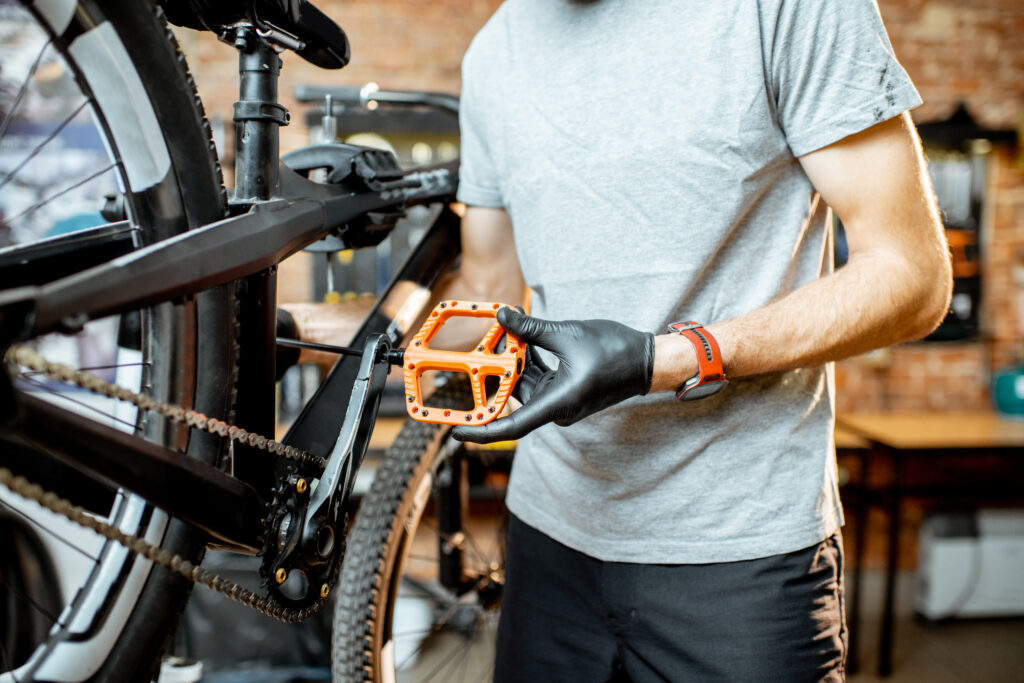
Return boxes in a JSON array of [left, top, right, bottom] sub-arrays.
[[457, 0, 920, 563]]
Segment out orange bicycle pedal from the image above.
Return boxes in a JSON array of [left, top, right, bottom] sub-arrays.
[[403, 301, 525, 426]]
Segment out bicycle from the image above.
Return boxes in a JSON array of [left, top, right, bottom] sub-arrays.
[[0, 1, 507, 680]]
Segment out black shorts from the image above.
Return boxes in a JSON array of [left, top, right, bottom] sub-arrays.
[[495, 514, 847, 682]]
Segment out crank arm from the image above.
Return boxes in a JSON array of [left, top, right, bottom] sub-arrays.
[[300, 334, 390, 560], [263, 333, 391, 607], [265, 304, 522, 604]]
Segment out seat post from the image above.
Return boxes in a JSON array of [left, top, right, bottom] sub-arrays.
[[232, 27, 290, 202], [228, 28, 288, 493]]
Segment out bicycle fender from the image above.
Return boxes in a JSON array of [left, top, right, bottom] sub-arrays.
[[403, 301, 525, 426]]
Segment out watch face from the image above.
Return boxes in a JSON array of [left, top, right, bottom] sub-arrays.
[[681, 380, 725, 401]]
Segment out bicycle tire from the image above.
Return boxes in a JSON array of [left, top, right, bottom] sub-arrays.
[[2, 1, 232, 680], [333, 378, 506, 682], [0, 512, 63, 669]]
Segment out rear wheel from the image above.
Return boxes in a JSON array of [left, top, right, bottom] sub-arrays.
[[0, 1, 232, 680], [333, 378, 507, 682]]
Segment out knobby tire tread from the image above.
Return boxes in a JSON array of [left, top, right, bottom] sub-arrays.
[[333, 380, 473, 682], [93, 3, 235, 679]]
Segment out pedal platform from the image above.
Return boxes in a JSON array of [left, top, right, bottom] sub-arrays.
[[403, 301, 525, 426]]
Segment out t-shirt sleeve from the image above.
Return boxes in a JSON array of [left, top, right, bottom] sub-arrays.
[[770, 0, 922, 157], [456, 41, 505, 208]]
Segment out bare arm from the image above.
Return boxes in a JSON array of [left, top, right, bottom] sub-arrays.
[[651, 113, 952, 392], [439, 206, 525, 303], [429, 206, 527, 348]]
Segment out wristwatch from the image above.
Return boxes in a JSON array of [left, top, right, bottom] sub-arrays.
[[666, 321, 728, 401]]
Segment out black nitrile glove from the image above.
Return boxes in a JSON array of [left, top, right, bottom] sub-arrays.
[[452, 307, 655, 443]]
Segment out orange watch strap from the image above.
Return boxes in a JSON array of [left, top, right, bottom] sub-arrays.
[[667, 321, 727, 400]]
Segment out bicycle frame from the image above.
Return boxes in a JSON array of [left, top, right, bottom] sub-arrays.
[[0, 27, 461, 569]]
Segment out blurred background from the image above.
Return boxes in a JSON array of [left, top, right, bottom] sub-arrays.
[[2, 0, 1023, 681]]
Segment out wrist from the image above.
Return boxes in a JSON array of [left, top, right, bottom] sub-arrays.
[[650, 333, 699, 393]]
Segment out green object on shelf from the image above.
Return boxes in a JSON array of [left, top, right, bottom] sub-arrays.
[[991, 363, 1024, 420]]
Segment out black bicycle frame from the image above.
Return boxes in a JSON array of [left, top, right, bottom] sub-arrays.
[[0, 29, 462, 555], [0, 164, 457, 341]]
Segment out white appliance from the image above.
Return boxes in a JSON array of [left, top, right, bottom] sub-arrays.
[[915, 509, 1024, 620]]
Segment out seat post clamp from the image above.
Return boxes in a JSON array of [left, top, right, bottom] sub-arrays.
[[233, 100, 290, 126]]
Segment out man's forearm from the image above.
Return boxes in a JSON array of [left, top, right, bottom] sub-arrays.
[[428, 206, 526, 350], [650, 244, 951, 392], [433, 267, 525, 310]]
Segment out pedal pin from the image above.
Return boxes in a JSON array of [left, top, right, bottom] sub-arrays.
[[275, 568, 287, 584], [296, 478, 308, 494]]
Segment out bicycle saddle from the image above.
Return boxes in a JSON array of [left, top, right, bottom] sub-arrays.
[[160, 0, 350, 69]]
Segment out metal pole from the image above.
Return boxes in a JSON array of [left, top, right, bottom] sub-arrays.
[[232, 27, 288, 202], [437, 448, 466, 592]]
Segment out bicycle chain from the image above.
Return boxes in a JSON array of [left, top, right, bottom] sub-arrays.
[[2, 344, 331, 622], [0, 466, 323, 622], [6, 345, 325, 470]]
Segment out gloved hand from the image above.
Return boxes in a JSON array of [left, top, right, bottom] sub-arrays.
[[452, 307, 655, 443]]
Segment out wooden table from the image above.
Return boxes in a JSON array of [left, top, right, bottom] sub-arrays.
[[836, 412, 1024, 677]]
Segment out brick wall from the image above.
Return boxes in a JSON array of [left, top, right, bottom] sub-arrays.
[[837, 0, 1024, 413], [175, 1, 502, 154], [835, 344, 992, 413], [177, 0, 1023, 413]]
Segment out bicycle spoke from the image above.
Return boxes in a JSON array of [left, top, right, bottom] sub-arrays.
[[21, 361, 150, 377], [391, 626, 450, 639], [0, 99, 90, 192], [2, 161, 117, 227], [390, 600, 472, 641], [454, 638, 474, 683], [0, 35, 51, 144], [0, 573, 59, 625], [459, 527, 493, 571], [17, 375, 138, 431], [0, 497, 100, 563], [394, 600, 463, 670], [0, 637, 24, 682], [77, 361, 148, 373], [419, 631, 474, 683], [394, 632, 435, 672], [405, 552, 440, 564], [419, 517, 492, 569]]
